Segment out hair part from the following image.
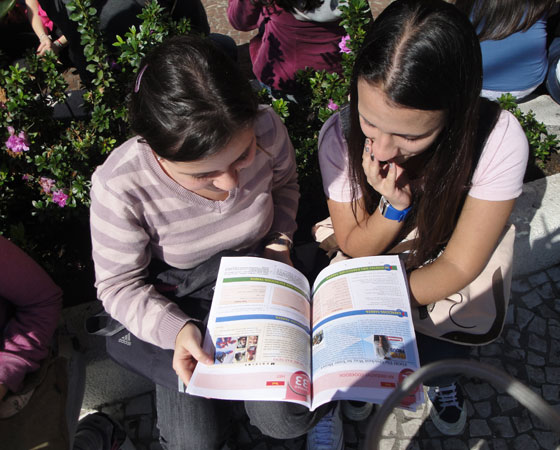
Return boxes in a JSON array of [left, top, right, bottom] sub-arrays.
[[129, 35, 259, 162], [454, 0, 555, 41], [347, 0, 484, 267]]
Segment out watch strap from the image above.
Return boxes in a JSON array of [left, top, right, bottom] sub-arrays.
[[379, 196, 411, 222]]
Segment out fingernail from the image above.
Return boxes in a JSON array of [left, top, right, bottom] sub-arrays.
[[370, 153, 374, 161]]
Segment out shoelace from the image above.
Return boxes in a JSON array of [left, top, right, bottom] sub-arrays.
[[436, 384, 460, 408], [310, 412, 337, 445]]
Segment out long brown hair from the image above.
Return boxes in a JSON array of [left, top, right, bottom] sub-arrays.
[[348, 0, 485, 268], [454, 0, 554, 41]]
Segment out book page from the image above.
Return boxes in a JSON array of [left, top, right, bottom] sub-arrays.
[[309, 255, 423, 410], [187, 256, 313, 407]]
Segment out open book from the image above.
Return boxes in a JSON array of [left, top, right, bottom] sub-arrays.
[[185, 255, 423, 410]]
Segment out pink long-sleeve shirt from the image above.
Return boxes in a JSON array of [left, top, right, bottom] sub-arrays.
[[0, 236, 62, 392]]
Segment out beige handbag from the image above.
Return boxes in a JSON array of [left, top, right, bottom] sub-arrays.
[[312, 218, 515, 346], [411, 224, 515, 346]]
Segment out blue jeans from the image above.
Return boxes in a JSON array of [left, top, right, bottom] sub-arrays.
[[546, 37, 560, 105], [155, 384, 332, 449]]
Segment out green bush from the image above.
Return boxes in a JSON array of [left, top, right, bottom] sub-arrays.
[[0, 0, 370, 301], [498, 93, 559, 167]]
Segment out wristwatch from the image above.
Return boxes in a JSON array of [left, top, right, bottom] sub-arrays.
[[378, 196, 411, 222], [265, 232, 293, 250]]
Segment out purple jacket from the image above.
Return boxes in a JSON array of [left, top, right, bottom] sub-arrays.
[[228, 0, 346, 93], [0, 237, 62, 392]]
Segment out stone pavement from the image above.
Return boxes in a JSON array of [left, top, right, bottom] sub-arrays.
[[82, 263, 560, 450]]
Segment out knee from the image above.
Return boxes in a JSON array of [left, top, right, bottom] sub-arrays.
[[244, 401, 328, 439]]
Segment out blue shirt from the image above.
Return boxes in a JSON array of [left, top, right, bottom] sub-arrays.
[[480, 17, 548, 91]]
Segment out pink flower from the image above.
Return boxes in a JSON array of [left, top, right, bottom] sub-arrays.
[[339, 35, 351, 54], [22, 174, 31, 181], [5, 126, 29, 153], [52, 190, 68, 207], [327, 99, 339, 111], [39, 177, 55, 194]]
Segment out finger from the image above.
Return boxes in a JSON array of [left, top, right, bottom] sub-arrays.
[[174, 357, 195, 386], [188, 343, 214, 366]]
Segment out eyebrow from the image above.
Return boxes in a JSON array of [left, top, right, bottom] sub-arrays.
[[358, 113, 435, 140]]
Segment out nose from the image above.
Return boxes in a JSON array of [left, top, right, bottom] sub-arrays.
[[370, 132, 399, 162], [213, 168, 238, 191]]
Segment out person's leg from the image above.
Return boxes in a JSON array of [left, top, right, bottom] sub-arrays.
[[416, 333, 471, 436], [244, 400, 331, 439], [546, 37, 560, 105], [416, 332, 471, 387], [155, 384, 234, 450], [65, 347, 86, 449]]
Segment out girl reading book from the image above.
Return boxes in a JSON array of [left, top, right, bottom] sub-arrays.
[[90, 35, 336, 449], [318, 0, 528, 436]]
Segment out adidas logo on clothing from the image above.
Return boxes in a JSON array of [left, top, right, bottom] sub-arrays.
[[118, 332, 132, 346]]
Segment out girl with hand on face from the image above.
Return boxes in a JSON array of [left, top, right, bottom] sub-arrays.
[[319, 0, 528, 436], [90, 35, 335, 449]]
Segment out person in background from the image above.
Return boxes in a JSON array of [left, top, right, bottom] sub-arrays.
[[39, 0, 211, 84], [0, 236, 62, 403], [227, 0, 347, 99], [454, 0, 555, 101], [0, 0, 67, 65], [318, 0, 528, 436], [24, 0, 68, 56]]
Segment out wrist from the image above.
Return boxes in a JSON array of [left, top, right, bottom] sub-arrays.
[[378, 196, 411, 222], [39, 33, 51, 42], [264, 231, 293, 250]]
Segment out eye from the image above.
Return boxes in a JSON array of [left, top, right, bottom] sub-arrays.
[[191, 173, 214, 180]]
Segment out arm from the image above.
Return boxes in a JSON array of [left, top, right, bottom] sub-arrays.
[[260, 108, 300, 265], [409, 196, 515, 305], [24, 0, 54, 56], [327, 195, 405, 257], [319, 115, 410, 257], [0, 237, 62, 393], [227, 0, 262, 31], [90, 173, 212, 386], [90, 181, 189, 350]]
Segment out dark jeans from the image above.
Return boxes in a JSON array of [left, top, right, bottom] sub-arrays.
[[156, 384, 332, 450], [416, 332, 472, 387]]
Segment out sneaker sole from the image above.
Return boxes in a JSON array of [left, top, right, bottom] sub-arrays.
[[428, 402, 467, 436]]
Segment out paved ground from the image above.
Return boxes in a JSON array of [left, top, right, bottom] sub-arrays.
[[90, 263, 560, 450], [77, 1, 560, 449]]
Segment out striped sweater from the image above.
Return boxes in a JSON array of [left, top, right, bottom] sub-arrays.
[[90, 106, 299, 349]]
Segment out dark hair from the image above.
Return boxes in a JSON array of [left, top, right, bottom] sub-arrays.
[[256, 0, 324, 14], [454, 0, 554, 41], [129, 35, 259, 161], [348, 0, 484, 267]]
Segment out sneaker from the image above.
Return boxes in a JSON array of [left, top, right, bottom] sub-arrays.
[[74, 412, 135, 450], [306, 403, 344, 450], [341, 400, 374, 421], [427, 382, 467, 436]]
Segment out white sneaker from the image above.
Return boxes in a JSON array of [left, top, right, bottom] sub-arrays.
[[306, 403, 344, 450], [427, 382, 467, 436]]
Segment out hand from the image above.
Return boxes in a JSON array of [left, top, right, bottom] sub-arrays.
[[36, 38, 53, 56], [173, 322, 213, 387], [0, 384, 7, 401], [362, 138, 412, 210], [263, 245, 293, 267]]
